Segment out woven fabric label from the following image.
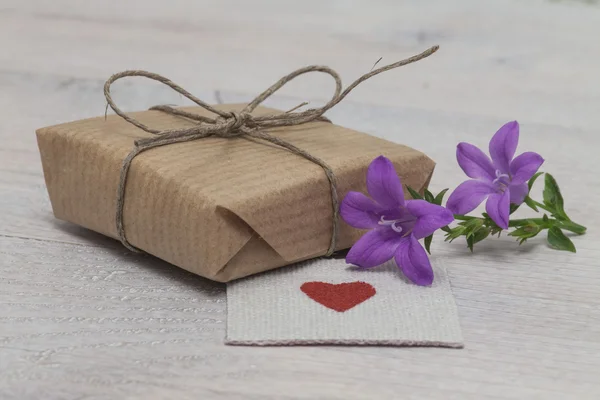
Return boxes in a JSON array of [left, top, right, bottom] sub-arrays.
[[226, 257, 463, 347]]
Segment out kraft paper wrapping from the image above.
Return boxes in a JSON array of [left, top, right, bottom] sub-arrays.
[[36, 104, 435, 282]]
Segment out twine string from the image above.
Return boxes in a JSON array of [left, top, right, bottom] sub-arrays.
[[103, 45, 439, 256]]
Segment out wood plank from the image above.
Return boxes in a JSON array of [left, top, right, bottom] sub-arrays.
[[2, 235, 599, 399], [2, 0, 600, 398], [1, 0, 600, 130]]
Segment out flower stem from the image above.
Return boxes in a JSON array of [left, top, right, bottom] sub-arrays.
[[453, 214, 480, 221], [508, 218, 586, 234], [508, 218, 543, 227], [454, 211, 587, 235]]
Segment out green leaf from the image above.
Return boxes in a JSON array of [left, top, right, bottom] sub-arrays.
[[543, 173, 569, 220], [547, 226, 576, 253], [406, 186, 423, 200], [462, 219, 484, 239], [433, 189, 449, 205], [463, 218, 484, 230], [444, 226, 466, 242], [557, 221, 587, 235], [489, 226, 503, 237], [481, 211, 507, 231], [465, 226, 489, 252], [472, 227, 491, 244], [528, 171, 544, 192], [508, 221, 542, 243], [424, 235, 433, 255], [424, 189, 435, 203], [524, 196, 538, 212], [440, 225, 452, 233], [466, 235, 474, 252], [509, 203, 520, 215]]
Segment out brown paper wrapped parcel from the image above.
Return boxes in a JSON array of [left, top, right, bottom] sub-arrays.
[[36, 103, 435, 282], [35, 46, 442, 282]]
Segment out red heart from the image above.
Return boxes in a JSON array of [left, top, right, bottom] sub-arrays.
[[300, 281, 376, 312]]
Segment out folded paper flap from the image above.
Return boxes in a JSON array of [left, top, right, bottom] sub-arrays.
[[36, 103, 436, 279]]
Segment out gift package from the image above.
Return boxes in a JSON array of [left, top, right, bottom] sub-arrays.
[[36, 103, 435, 282]]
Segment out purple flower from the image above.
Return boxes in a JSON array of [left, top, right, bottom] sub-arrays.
[[340, 156, 454, 286], [446, 121, 544, 229]]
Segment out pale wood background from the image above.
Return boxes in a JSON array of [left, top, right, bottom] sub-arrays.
[[1, 1, 600, 399]]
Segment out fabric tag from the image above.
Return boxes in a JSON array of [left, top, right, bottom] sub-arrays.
[[226, 257, 463, 347]]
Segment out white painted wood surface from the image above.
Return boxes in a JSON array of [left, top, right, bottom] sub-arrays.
[[1, 1, 600, 399]]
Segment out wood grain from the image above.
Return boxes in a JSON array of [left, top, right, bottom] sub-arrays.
[[1, 1, 600, 399], [2, 0, 600, 130]]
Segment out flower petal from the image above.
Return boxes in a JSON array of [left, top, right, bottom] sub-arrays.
[[456, 143, 496, 181], [486, 189, 510, 229], [446, 180, 495, 215], [395, 235, 434, 286], [489, 120, 519, 173], [510, 151, 544, 185], [340, 191, 384, 229], [366, 156, 405, 209], [509, 182, 528, 205], [406, 200, 455, 239], [346, 228, 400, 269]]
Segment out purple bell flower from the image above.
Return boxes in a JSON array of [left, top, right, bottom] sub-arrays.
[[446, 121, 544, 229], [340, 156, 454, 286]]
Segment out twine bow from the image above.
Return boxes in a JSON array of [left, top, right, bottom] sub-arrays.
[[104, 45, 439, 256]]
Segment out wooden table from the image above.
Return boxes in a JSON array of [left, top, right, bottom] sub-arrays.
[[2, 1, 599, 399]]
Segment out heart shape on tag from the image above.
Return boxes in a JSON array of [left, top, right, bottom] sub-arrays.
[[300, 281, 376, 312]]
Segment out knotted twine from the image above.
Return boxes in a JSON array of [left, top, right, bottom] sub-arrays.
[[104, 45, 439, 256]]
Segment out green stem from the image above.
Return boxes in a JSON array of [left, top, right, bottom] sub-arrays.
[[521, 197, 586, 234], [453, 214, 480, 221], [454, 212, 587, 235], [508, 218, 586, 234], [508, 218, 545, 227]]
